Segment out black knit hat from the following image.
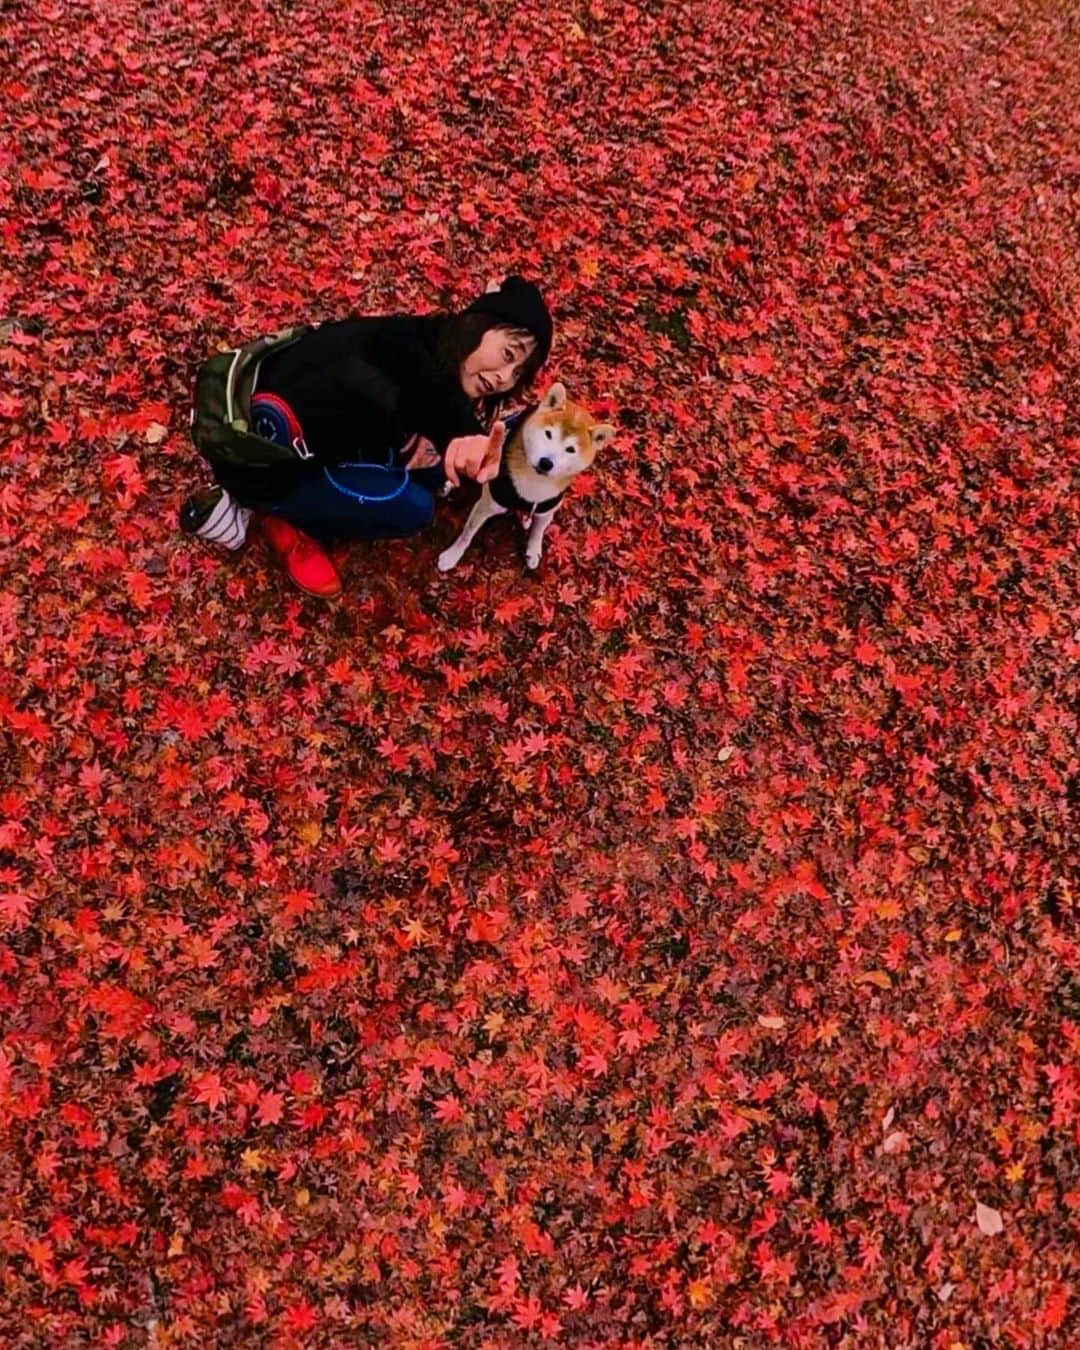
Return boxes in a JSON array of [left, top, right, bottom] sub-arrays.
[[463, 276, 553, 364]]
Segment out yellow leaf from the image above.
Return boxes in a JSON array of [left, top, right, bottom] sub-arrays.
[[167, 1233, 184, 1257], [241, 1148, 265, 1172], [944, 928, 962, 942], [855, 970, 892, 990], [296, 820, 322, 845], [1004, 1162, 1024, 1182], [606, 1120, 628, 1148], [875, 899, 902, 920], [294, 1187, 310, 1209], [248, 1266, 270, 1293], [403, 918, 428, 945], [687, 1277, 712, 1309]]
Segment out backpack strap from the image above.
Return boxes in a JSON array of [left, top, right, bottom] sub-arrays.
[[224, 327, 309, 432]]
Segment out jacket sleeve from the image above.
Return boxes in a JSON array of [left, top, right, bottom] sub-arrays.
[[403, 368, 485, 452], [333, 355, 408, 460], [371, 329, 485, 452], [261, 317, 486, 467], [256, 321, 410, 466]]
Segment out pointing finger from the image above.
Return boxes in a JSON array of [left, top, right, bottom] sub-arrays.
[[480, 420, 507, 479]]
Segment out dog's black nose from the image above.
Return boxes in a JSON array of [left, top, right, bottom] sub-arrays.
[[537, 457, 553, 474]]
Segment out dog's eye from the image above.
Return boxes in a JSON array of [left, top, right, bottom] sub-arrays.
[[565, 443, 576, 453], [544, 429, 552, 439]]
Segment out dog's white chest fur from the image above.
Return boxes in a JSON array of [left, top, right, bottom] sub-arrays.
[[436, 381, 614, 574]]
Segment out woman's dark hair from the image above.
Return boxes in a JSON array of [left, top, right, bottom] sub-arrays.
[[437, 312, 546, 424]]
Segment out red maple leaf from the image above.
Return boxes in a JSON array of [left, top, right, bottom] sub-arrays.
[[191, 1072, 227, 1112], [0, 892, 34, 929]]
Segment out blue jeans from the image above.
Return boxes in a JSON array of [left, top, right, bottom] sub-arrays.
[[218, 392, 444, 543], [259, 460, 440, 543]]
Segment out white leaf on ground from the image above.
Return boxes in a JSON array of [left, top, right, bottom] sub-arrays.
[[975, 1201, 1004, 1236]]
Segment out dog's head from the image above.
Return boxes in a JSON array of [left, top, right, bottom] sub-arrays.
[[521, 382, 616, 479]]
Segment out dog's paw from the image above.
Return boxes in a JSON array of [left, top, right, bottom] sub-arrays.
[[524, 550, 541, 571], [437, 548, 461, 573]]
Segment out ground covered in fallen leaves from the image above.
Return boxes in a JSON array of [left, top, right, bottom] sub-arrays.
[[2, 0, 1078, 1343]]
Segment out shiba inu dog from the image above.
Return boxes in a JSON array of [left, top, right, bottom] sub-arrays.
[[436, 382, 615, 572]]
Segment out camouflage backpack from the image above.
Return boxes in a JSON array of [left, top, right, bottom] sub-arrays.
[[189, 326, 312, 468]]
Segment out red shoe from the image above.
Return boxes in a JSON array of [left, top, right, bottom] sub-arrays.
[[261, 515, 342, 598]]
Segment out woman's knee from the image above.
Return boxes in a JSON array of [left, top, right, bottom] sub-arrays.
[[397, 484, 435, 535]]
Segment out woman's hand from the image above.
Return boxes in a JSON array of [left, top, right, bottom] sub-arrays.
[[401, 433, 441, 471], [443, 420, 506, 488]]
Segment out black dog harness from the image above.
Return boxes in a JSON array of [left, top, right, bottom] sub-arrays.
[[488, 406, 567, 518]]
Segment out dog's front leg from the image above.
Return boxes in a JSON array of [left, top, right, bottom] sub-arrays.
[[524, 505, 558, 570], [437, 485, 507, 572]]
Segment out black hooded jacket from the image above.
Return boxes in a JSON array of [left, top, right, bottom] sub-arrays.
[[213, 313, 485, 502]]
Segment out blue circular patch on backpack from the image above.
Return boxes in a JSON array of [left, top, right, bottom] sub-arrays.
[[251, 397, 292, 447]]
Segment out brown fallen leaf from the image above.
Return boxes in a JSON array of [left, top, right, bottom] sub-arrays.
[[757, 1015, 786, 1030], [854, 970, 892, 989]]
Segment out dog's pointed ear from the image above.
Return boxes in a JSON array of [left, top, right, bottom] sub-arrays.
[[541, 382, 567, 411], [485, 278, 501, 293], [590, 423, 616, 451]]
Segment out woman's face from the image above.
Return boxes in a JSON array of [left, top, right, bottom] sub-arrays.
[[460, 327, 536, 400]]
